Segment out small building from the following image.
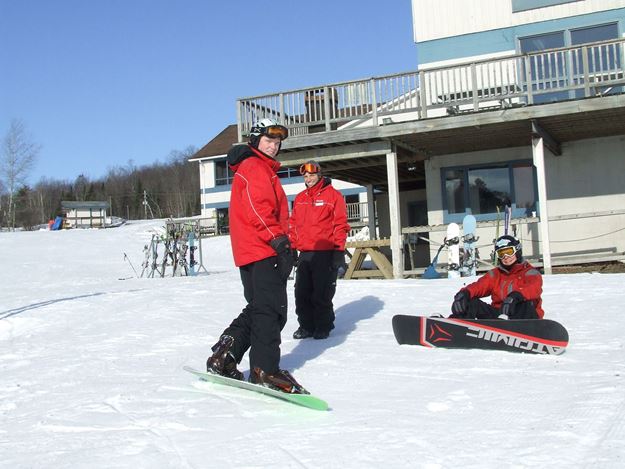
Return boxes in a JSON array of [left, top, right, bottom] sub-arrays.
[[61, 201, 110, 229]]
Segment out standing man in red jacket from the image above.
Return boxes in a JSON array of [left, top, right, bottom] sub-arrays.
[[450, 235, 544, 319], [205, 118, 307, 394], [289, 160, 351, 339]]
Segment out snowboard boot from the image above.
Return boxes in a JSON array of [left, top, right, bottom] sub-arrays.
[[250, 367, 309, 394], [206, 335, 244, 381], [313, 324, 334, 340], [313, 329, 330, 340], [293, 327, 313, 339]]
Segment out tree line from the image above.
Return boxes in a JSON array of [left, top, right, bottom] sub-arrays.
[[1, 119, 201, 230]]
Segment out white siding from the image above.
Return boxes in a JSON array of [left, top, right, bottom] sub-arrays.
[[412, 0, 625, 42], [198, 158, 366, 218]]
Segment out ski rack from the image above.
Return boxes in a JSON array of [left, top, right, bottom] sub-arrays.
[[140, 218, 208, 278], [416, 233, 488, 277]]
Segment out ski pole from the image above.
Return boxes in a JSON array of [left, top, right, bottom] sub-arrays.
[[123, 252, 139, 278]]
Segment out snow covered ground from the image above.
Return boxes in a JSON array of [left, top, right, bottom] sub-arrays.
[[1, 220, 624, 468]]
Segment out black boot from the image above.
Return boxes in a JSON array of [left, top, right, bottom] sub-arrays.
[[249, 367, 309, 394], [293, 327, 313, 339], [313, 324, 334, 340], [206, 335, 244, 381]]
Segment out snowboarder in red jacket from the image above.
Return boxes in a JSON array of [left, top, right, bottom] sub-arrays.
[[289, 160, 351, 339], [205, 118, 306, 394], [450, 235, 544, 320]]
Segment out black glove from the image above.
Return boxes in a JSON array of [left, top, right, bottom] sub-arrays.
[[451, 290, 470, 316], [270, 236, 294, 282], [501, 291, 525, 319], [332, 250, 346, 270]]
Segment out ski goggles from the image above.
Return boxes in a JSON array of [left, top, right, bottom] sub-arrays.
[[299, 162, 321, 175], [262, 125, 289, 140], [495, 245, 519, 259]]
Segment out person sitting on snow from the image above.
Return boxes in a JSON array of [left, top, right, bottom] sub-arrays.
[[450, 235, 544, 320]]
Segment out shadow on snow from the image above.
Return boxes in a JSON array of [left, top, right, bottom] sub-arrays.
[[280, 295, 385, 371], [0, 292, 107, 320]]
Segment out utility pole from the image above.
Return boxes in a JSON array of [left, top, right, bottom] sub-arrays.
[[143, 190, 148, 219]]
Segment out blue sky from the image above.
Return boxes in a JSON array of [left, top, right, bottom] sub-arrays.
[[0, 0, 416, 184]]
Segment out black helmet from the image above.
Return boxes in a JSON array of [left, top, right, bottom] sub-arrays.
[[494, 235, 523, 262]]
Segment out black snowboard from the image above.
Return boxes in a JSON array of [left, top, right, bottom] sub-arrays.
[[392, 315, 569, 355]]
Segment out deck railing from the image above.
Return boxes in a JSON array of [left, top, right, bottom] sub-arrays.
[[237, 38, 625, 141], [346, 201, 368, 222]]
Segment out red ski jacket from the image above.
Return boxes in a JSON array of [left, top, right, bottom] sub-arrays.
[[228, 146, 289, 267], [289, 177, 350, 252], [462, 261, 544, 318]]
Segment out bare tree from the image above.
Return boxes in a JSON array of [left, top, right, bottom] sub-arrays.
[[1, 119, 40, 229]]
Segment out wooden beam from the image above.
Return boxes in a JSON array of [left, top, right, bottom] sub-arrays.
[[280, 141, 392, 166], [531, 119, 562, 156]]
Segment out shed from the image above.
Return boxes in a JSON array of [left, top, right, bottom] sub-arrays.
[[61, 201, 110, 229]]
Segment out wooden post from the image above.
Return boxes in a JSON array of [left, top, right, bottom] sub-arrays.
[[532, 135, 552, 274], [366, 184, 376, 238], [386, 151, 403, 278]]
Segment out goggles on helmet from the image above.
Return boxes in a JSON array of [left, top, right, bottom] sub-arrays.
[[299, 162, 321, 175], [495, 245, 519, 259], [262, 125, 288, 140]]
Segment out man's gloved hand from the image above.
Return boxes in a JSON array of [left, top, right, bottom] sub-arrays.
[[501, 291, 525, 319], [451, 290, 470, 316], [270, 236, 294, 282], [332, 250, 346, 270]]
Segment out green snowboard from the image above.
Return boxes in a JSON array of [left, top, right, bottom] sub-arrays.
[[183, 366, 329, 411]]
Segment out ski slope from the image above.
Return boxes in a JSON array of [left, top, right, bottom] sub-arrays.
[[1, 220, 624, 468]]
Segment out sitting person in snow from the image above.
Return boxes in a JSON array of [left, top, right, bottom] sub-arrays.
[[450, 235, 544, 320]]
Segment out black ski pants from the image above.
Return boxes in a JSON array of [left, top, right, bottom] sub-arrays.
[[222, 256, 288, 374], [294, 250, 338, 334], [462, 298, 540, 320]]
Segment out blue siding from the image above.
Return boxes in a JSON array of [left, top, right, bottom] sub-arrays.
[[418, 9, 625, 65], [202, 201, 230, 210], [203, 185, 365, 210], [512, 0, 582, 13]]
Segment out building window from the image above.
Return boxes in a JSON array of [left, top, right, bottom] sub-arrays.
[[216, 208, 229, 234], [215, 159, 234, 186], [215, 160, 300, 185], [571, 23, 622, 97], [519, 23, 620, 103], [441, 162, 537, 223], [277, 167, 298, 179], [519, 30, 568, 103]]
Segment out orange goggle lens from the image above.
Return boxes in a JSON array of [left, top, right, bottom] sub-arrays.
[[495, 246, 517, 259], [264, 125, 288, 140], [299, 162, 320, 175]]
